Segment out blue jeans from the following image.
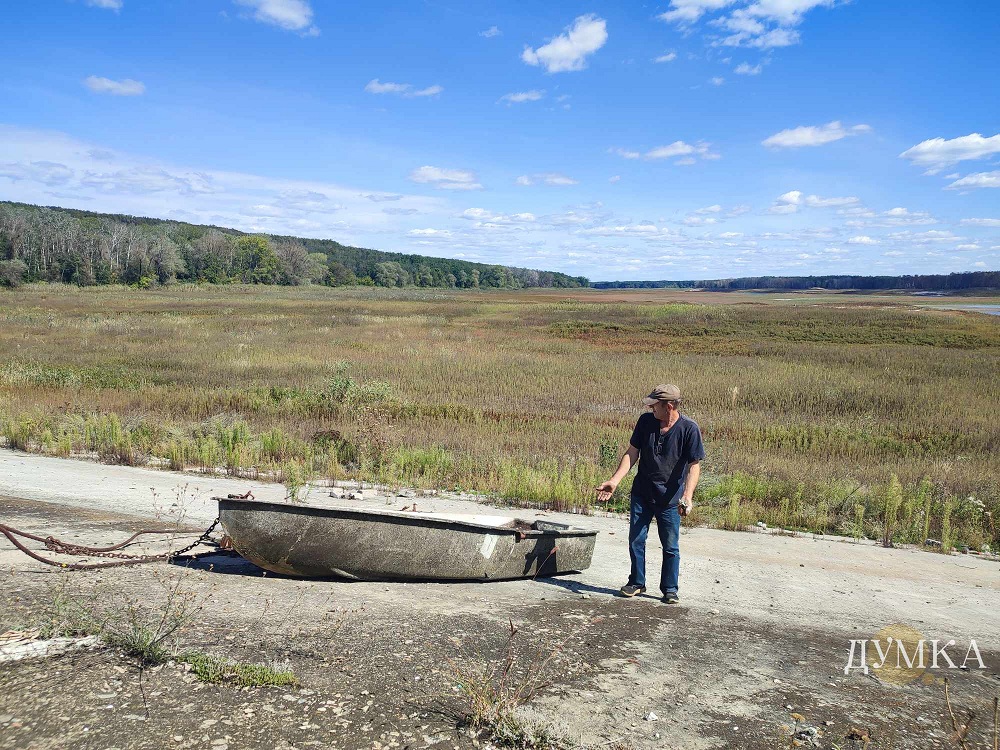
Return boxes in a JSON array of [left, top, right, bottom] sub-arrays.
[[628, 496, 680, 595]]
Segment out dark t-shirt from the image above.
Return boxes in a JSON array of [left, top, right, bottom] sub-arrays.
[[629, 413, 705, 507]]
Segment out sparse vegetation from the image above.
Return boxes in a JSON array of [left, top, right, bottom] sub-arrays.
[[36, 576, 105, 639], [0, 284, 996, 550], [450, 619, 571, 749], [100, 575, 203, 666], [178, 652, 298, 687]]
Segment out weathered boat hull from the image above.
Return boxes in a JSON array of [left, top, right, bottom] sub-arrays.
[[216, 497, 597, 581]]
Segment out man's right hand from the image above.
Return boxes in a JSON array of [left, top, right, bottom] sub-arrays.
[[594, 480, 618, 503]]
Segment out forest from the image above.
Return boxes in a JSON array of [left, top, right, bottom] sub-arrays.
[[593, 271, 1000, 291], [0, 202, 589, 290]]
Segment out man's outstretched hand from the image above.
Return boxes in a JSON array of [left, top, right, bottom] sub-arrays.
[[594, 480, 617, 503]]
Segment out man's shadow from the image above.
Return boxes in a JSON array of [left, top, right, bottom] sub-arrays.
[[533, 574, 622, 597]]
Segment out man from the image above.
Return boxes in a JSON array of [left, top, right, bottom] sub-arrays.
[[595, 384, 704, 604]]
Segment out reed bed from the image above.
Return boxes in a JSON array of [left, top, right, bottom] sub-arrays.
[[1, 284, 997, 550]]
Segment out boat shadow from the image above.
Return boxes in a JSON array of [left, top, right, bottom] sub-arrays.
[[172, 552, 619, 591], [171, 551, 274, 578]]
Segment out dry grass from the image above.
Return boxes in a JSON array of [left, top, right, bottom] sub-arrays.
[[1, 284, 997, 548], [449, 618, 572, 749]]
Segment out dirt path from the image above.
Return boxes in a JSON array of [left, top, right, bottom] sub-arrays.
[[1, 449, 999, 749]]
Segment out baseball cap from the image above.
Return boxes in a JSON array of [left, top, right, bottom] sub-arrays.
[[642, 384, 681, 406]]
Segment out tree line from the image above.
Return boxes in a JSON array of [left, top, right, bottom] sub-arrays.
[[0, 202, 589, 290], [592, 272, 1000, 291]]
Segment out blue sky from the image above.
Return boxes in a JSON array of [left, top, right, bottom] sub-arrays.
[[1, 0, 998, 281]]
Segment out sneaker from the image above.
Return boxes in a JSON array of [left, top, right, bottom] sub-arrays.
[[619, 584, 646, 597], [662, 592, 680, 604]]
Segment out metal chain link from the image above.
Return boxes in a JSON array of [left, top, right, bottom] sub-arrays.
[[42, 518, 220, 561], [0, 518, 224, 570], [165, 517, 221, 559]]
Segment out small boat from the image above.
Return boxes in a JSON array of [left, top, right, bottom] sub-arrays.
[[215, 496, 598, 581]]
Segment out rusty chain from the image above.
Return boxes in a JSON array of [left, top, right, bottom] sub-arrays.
[[0, 518, 222, 570], [42, 518, 220, 561]]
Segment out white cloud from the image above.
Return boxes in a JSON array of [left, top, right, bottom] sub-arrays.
[[743, 0, 839, 26], [81, 166, 215, 195], [577, 223, 681, 239], [539, 203, 611, 228], [412, 85, 444, 97], [734, 62, 763, 75], [885, 230, 963, 244], [960, 217, 1000, 227], [865, 207, 937, 227], [847, 235, 877, 245], [717, 20, 797, 47], [661, 0, 844, 51], [945, 171, 1000, 190], [762, 121, 871, 148], [696, 204, 723, 213], [613, 141, 721, 164], [365, 79, 443, 97], [658, 0, 737, 25], [767, 190, 858, 213], [522, 14, 608, 73], [498, 90, 545, 105], [86, 0, 123, 9], [710, 76, 726, 85], [716, 12, 766, 35], [275, 189, 343, 213], [609, 175, 621, 183], [899, 133, 1000, 173], [514, 173, 579, 187], [803, 195, 859, 207], [0, 125, 443, 244], [609, 147, 641, 160], [542, 173, 578, 186], [407, 228, 452, 237], [0, 161, 75, 186], [365, 79, 408, 95], [654, 52, 678, 63], [954, 244, 981, 251], [234, 0, 319, 35], [711, 1, 837, 47], [408, 166, 483, 191], [83, 76, 145, 96], [480, 26, 501, 38], [743, 28, 800, 47], [458, 208, 537, 229]]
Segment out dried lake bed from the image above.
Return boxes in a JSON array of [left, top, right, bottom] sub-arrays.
[[1, 450, 999, 749]]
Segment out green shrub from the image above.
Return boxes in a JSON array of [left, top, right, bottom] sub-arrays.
[[179, 652, 298, 687]]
